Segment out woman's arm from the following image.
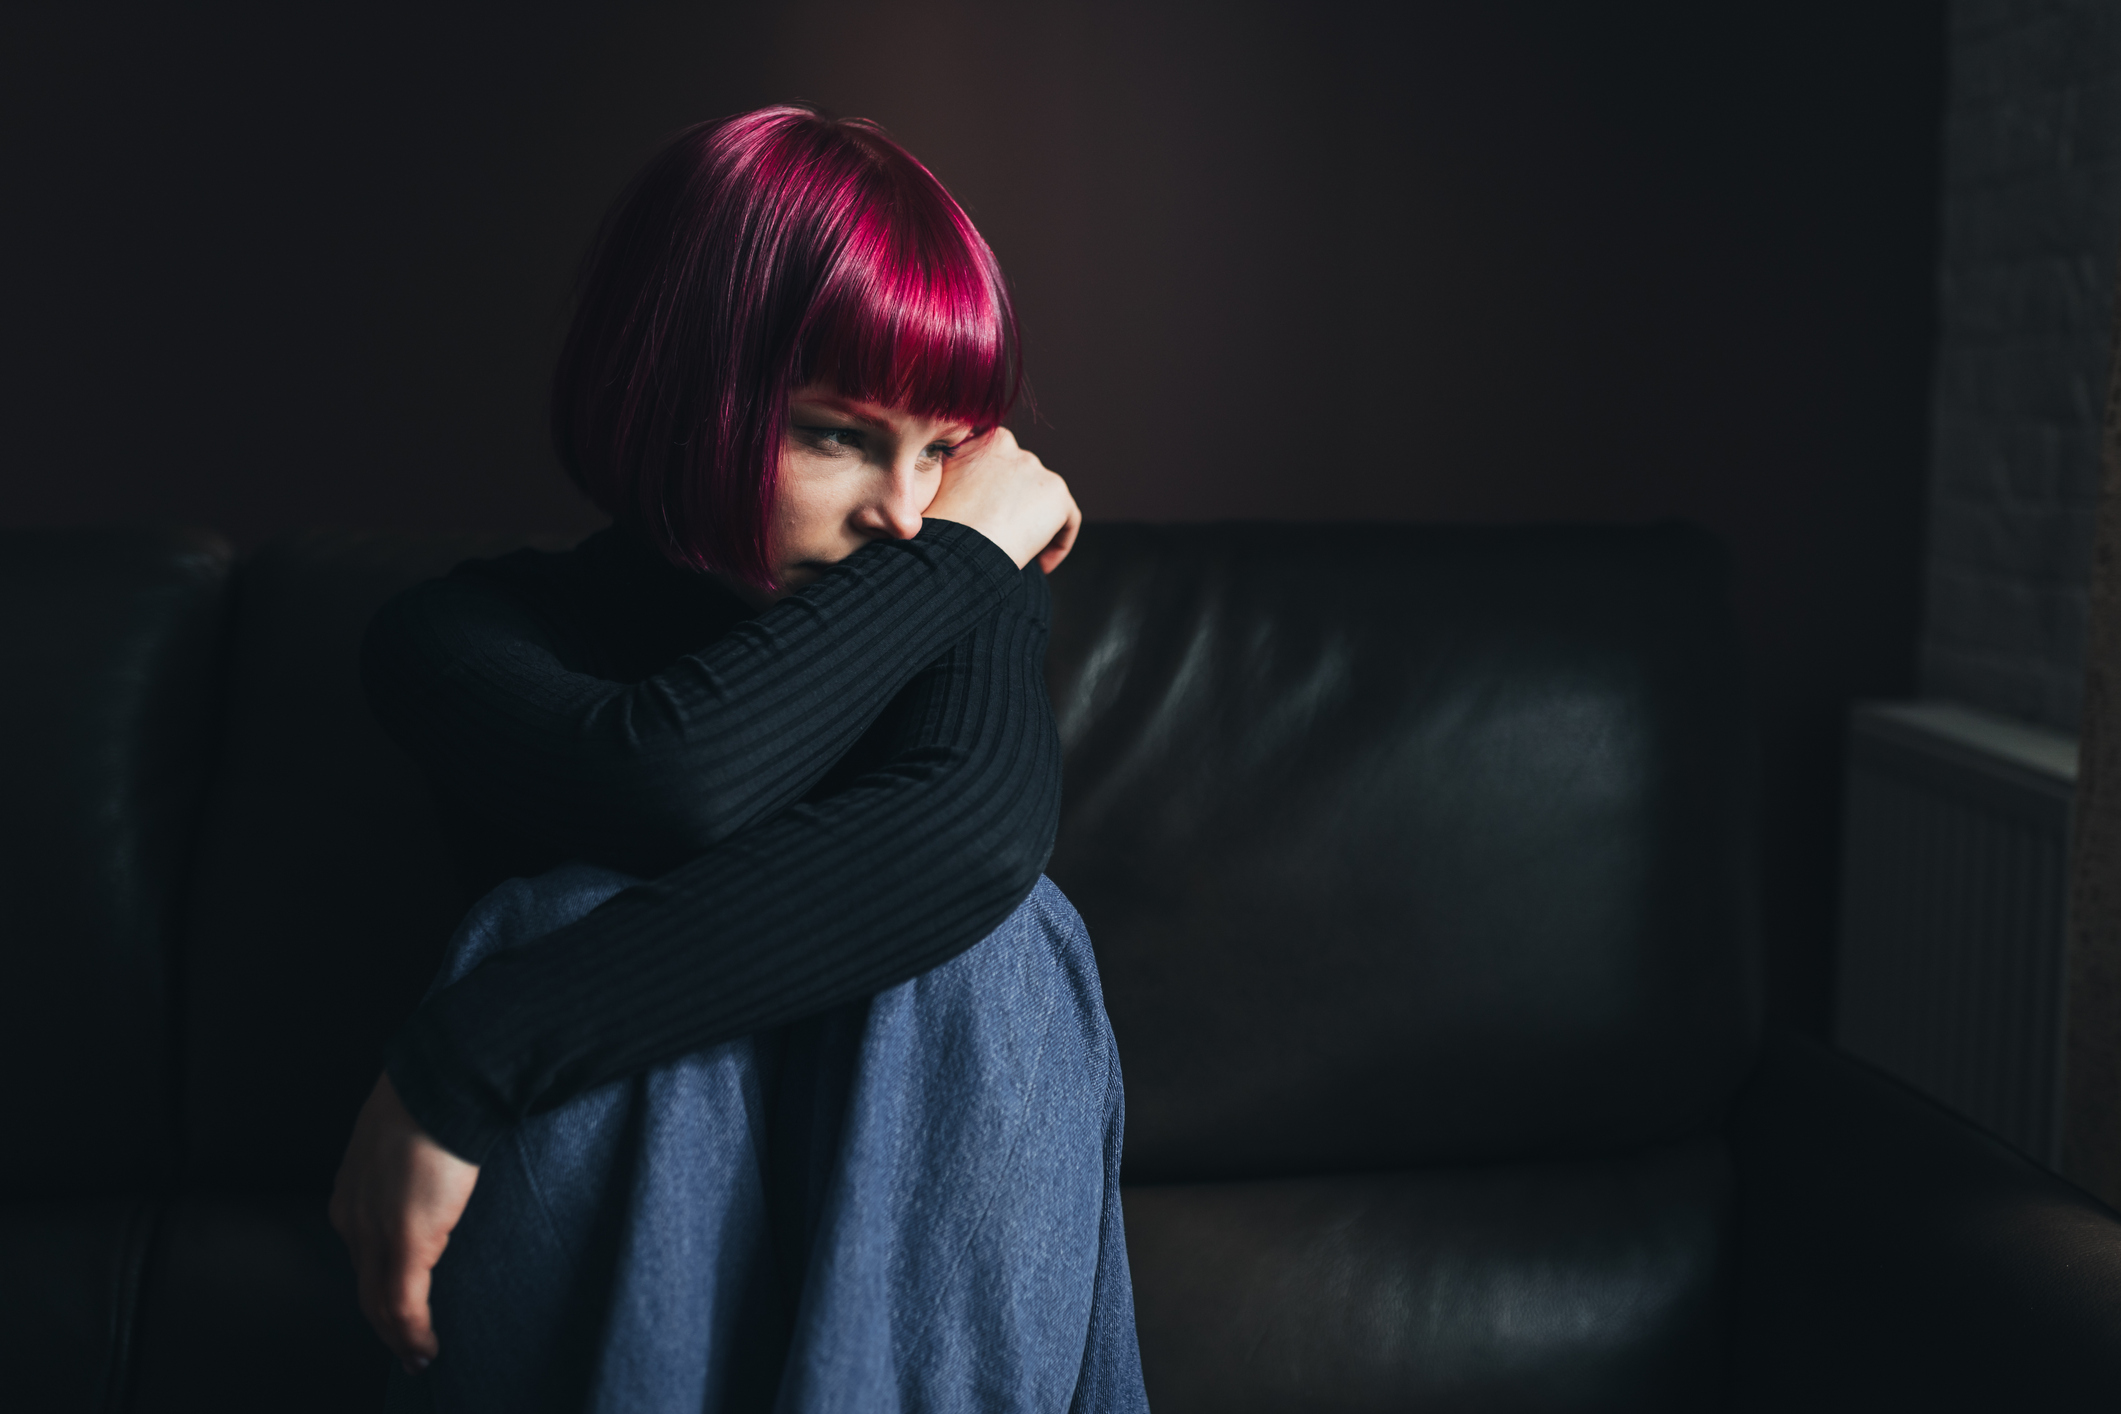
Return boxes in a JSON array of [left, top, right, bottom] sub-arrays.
[[381, 565, 1062, 1164], [364, 519, 1022, 876], [334, 564, 1060, 1372]]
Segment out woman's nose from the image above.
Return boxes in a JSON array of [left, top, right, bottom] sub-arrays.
[[864, 461, 927, 541]]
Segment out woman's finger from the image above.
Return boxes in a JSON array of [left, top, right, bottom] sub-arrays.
[[355, 1216, 439, 1370], [356, 1227, 408, 1361], [1038, 492, 1081, 573], [385, 1240, 441, 1368]]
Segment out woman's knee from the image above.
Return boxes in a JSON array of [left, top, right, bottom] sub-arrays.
[[864, 877, 1113, 1117], [915, 878, 1096, 1010], [437, 863, 639, 990]]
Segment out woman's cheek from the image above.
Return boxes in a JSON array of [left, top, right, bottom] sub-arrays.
[[777, 482, 825, 547], [770, 481, 843, 567], [761, 494, 804, 570]]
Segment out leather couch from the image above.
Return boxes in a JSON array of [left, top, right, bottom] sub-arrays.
[[5, 522, 2119, 1412]]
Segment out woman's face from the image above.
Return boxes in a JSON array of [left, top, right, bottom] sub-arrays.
[[746, 383, 977, 603]]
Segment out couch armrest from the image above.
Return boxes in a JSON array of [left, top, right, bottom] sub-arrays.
[[1727, 1030, 2121, 1409]]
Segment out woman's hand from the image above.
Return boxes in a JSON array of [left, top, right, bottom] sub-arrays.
[[328, 1073, 480, 1373], [924, 426, 1081, 573]]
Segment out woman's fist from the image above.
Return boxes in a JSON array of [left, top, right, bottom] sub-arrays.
[[924, 426, 1080, 573]]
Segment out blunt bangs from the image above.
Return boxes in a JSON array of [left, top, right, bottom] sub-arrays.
[[550, 106, 1024, 590], [798, 156, 1020, 434]]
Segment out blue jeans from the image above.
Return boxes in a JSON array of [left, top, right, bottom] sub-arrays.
[[387, 867, 1149, 1414]]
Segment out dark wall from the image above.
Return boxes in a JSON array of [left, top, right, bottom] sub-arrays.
[[0, 2, 1946, 1034]]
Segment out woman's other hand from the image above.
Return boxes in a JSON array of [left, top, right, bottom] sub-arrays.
[[328, 1073, 480, 1373], [925, 426, 1081, 573]]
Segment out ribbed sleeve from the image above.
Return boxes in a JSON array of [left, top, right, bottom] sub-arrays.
[[367, 523, 1061, 1163], [362, 518, 1023, 876]]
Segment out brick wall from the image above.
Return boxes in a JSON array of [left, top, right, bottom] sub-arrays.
[[1922, 0, 2121, 732]]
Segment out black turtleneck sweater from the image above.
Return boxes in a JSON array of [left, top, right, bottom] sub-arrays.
[[361, 519, 1060, 1164]]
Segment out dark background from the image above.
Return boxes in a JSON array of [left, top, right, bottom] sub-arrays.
[[0, 2, 1947, 1035]]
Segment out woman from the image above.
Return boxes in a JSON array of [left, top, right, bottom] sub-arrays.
[[329, 106, 1149, 1413]]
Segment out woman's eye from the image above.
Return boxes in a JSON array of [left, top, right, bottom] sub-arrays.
[[798, 426, 863, 451]]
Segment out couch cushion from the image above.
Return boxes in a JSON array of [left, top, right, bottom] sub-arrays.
[[1123, 1140, 1730, 1413], [0, 527, 231, 1194], [127, 1192, 387, 1413], [0, 1195, 160, 1413], [1729, 1033, 2121, 1409], [1045, 524, 1758, 1180], [177, 532, 547, 1191]]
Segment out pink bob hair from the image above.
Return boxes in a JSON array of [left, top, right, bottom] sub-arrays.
[[550, 106, 1025, 590]]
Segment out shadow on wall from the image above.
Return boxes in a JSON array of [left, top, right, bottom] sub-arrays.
[[0, 0, 1946, 1034]]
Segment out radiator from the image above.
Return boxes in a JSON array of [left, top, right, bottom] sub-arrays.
[[1834, 701, 2078, 1167]]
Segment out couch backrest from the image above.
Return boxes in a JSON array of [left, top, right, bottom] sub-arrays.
[[1044, 523, 1759, 1182], [6, 521, 1759, 1199], [0, 528, 230, 1196], [174, 533, 546, 1191]]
